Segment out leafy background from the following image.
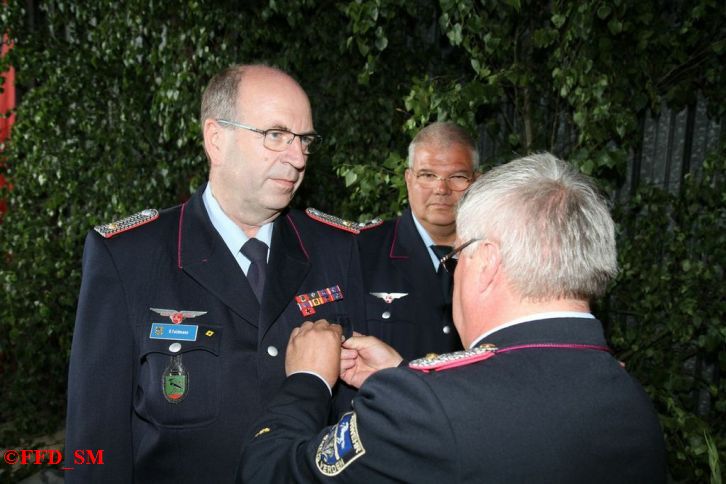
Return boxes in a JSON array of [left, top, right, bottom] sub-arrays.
[[0, 1, 723, 482]]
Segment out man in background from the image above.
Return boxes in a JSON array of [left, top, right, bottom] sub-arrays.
[[358, 121, 478, 360], [65, 64, 364, 483], [240, 152, 667, 483]]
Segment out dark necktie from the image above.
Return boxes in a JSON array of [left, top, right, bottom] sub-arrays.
[[241, 238, 268, 302], [430, 245, 454, 301]]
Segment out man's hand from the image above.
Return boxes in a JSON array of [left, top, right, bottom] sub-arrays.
[[340, 332, 403, 389], [286, 320, 343, 388]]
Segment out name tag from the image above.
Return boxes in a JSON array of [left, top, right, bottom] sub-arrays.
[[149, 323, 198, 341]]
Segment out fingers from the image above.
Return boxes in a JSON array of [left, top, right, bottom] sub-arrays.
[[341, 334, 380, 350], [293, 320, 342, 336], [341, 348, 358, 360]]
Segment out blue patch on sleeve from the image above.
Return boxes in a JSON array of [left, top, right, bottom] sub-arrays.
[[315, 412, 366, 476]]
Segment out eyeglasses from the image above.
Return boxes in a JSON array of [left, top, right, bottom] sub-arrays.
[[440, 238, 481, 273], [216, 119, 323, 154], [412, 170, 473, 191]]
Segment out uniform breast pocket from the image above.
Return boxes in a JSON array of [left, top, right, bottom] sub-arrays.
[[364, 294, 414, 342], [135, 324, 222, 428]]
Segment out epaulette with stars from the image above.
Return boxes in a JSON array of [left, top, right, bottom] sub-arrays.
[[409, 344, 499, 373], [94, 209, 159, 238], [305, 208, 383, 234]]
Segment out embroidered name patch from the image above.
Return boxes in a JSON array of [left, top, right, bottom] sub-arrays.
[[315, 412, 366, 476], [295, 285, 344, 316], [149, 323, 199, 341]]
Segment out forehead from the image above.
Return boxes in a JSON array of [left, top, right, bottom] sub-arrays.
[[413, 143, 473, 173], [236, 70, 313, 130]]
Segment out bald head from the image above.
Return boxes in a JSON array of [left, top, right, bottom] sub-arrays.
[[200, 64, 309, 133]]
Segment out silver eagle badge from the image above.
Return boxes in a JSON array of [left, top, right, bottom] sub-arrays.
[[150, 308, 208, 325], [369, 292, 408, 304]]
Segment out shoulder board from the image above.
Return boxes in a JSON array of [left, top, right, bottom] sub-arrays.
[[94, 209, 159, 238], [305, 208, 382, 234], [409, 344, 498, 373]]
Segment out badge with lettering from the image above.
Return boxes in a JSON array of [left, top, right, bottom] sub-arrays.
[[369, 292, 408, 304], [295, 285, 344, 316], [315, 412, 366, 476], [162, 355, 188, 403], [149, 323, 198, 341], [150, 307, 207, 324]]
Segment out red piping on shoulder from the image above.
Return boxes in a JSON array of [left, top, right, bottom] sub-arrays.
[[286, 214, 310, 260], [389, 218, 408, 260]]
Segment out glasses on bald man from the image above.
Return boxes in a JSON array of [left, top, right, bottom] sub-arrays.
[[216, 119, 323, 155]]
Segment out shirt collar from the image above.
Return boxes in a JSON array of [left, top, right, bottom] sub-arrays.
[[202, 184, 273, 263], [469, 312, 595, 349], [410, 212, 442, 270]]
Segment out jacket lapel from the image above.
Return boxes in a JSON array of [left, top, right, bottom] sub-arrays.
[[392, 209, 442, 304], [177, 186, 261, 327], [259, 212, 311, 341]]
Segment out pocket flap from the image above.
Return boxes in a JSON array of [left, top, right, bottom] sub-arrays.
[[138, 323, 222, 357]]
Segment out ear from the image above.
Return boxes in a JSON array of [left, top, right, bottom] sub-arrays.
[[475, 241, 501, 294], [404, 167, 415, 191], [203, 118, 226, 167]]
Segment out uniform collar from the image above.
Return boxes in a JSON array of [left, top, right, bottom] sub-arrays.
[[469, 312, 595, 349]]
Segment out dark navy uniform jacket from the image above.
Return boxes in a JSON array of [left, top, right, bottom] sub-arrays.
[[358, 208, 461, 361], [65, 185, 365, 483], [240, 317, 667, 483]]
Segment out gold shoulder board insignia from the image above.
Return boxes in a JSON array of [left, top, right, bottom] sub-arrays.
[[409, 344, 498, 373], [305, 208, 382, 234], [94, 209, 159, 238]]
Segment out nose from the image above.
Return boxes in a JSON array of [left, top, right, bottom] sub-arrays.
[[433, 177, 451, 194], [283, 136, 307, 169]]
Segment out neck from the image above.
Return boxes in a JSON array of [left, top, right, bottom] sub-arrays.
[[209, 180, 281, 237], [235, 212, 280, 238], [462, 293, 591, 347], [424, 224, 457, 246]]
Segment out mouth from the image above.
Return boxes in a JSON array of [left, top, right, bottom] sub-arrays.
[[270, 178, 298, 190]]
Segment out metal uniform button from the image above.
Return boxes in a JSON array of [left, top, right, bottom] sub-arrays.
[[382, 311, 391, 320], [267, 346, 279, 357], [169, 343, 182, 353], [442, 325, 451, 334]]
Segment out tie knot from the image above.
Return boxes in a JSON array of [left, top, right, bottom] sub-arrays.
[[241, 238, 268, 263], [430, 245, 453, 260]]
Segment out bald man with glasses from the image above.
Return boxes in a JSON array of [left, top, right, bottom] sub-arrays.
[[65, 64, 367, 483]]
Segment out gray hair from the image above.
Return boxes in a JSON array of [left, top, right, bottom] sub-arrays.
[[407, 122, 480, 170], [200, 64, 248, 129], [456, 152, 617, 300]]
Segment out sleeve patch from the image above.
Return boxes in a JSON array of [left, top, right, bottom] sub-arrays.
[[94, 209, 159, 238], [305, 208, 382, 234], [315, 412, 366, 476]]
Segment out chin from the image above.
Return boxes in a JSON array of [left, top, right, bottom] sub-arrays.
[[428, 216, 456, 227]]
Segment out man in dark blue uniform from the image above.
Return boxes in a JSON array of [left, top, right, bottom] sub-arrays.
[[64, 64, 365, 483], [240, 153, 667, 483], [359, 122, 478, 360]]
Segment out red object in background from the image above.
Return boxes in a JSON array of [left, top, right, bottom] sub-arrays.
[[0, 32, 15, 218]]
